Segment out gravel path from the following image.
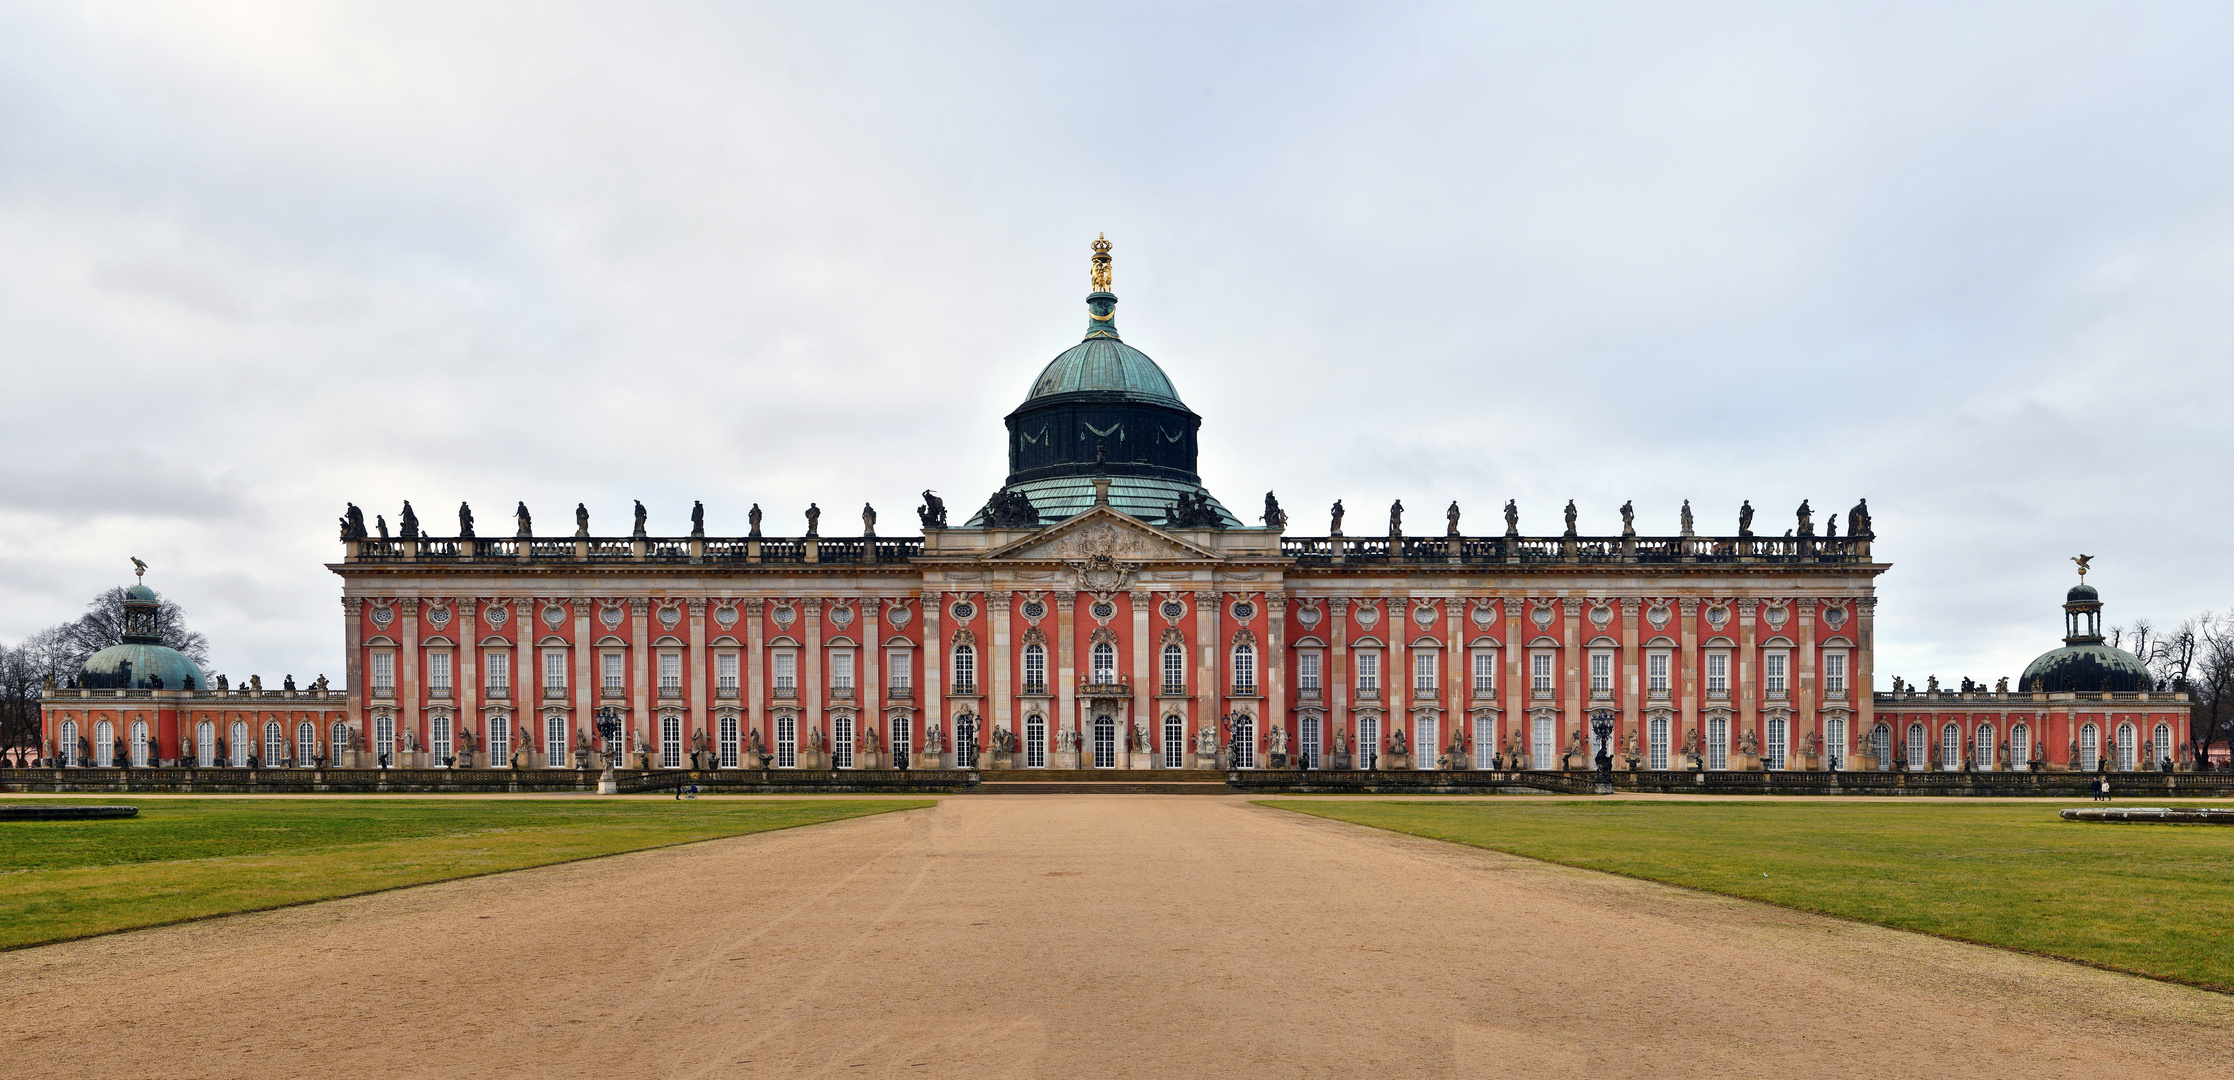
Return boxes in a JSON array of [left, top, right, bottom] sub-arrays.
[[4, 795, 2229, 1079]]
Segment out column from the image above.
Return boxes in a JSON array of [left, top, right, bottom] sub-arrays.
[[1679, 598, 1700, 768], [805, 597, 824, 762], [342, 597, 364, 761], [573, 598, 592, 754], [1331, 597, 1351, 766], [1561, 598, 1581, 767], [631, 598, 651, 760], [924, 595, 943, 762], [989, 590, 1013, 760], [1620, 597, 1640, 768], [1855, 597, 1877, 761], [460, 598, 479, 760], [1056, 593, 1077, 762], [688, 599, 708, 754], [862, 601, 882, 762], [401, 598, 421, 763], [1266, 593, 1286, 768], [1737, 598, 1759, 768], [745, 598, 766, 752], [1797, 597, 1818, 768]]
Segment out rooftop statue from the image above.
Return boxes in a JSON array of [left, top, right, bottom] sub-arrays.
[[632, 500, 648, 538], [1090, 233, 1112, 292], [340, 503, 368, 541], [982, 488, 1039, 529], [399, 501, 420, 539], [1825, 513, 1838, 538], [1263, 491, 1286, 530], [1446, 501, 1461, 536], [376, 514, 388, 539], [1563, 500, 1577, 537], [1388, 499, 1404, 537], [1504, 499, 1518, 537], [458, 501, 475, 538], [516, 501, 531, 538], [862, 502, 877, 537], [284, 674, 296, 691], [1329, 499, 1345, 534], [1847, 498, 1872, 538], [1164, 490, 1220, 528], [574, 502, 589, 537], [918, 490, 947, 529], [1796, 499, 1813, 536], [1619, 500, 1635, 536], [748, 503, 763, 536], [2072, 553, 2093, 580], [1680, 499, 1694, 537], [805, 502, 821, 537], [1738, 500, 1754, 537], [691, 500, 705, 538]]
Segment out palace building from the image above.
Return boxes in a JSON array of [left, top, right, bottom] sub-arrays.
[[39, 239, 2193, 775]]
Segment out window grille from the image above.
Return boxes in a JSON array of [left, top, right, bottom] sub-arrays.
[[59, 720, 77, 766], [952, 646, 976, 692], [1531, 653, 1553, 692], [93, 720, 112, 767], [1764, 652, 1787, 694], [1707, 716, 1729, 771], [1589, 652, 1611, 693], [1297, 651, 1319, 695], [430, 716, 451, 765], [230, 721, 248, 767], [774, 652, 797, 695], [1473, 652, 1496, 694], [1906, 723, 1927, 771], [776, 715, 798, 768], [2079, 723, 2099, 772], [1025, 714, 1046, 768], [1765, 716, 1786, 770], [1415, 716, 1437, 770], [1823, 652, 1846, 693], [1167, 715, 1189, 768], [487, 719, 508, 767], [1648, 716, 1669, 771], [543, 716, 567, 768], [717, 653, 738, 691], [1976, 724, 1995, 771], [266, 720, 287, 766], [1473, 715, 1496, 769], [1093, 715, 1117, 768], [485, 650, 510, 691], [2153, 723, 2172, 769], [660, 653, 682, 692], [602, 653, 624, 693], [1023, 645, 1047, 693], [1301, 715, 1322, 768], [1940, 724, 1961, 771], [2010, 724, 2030, 768], [1231, 645, 1255, 691], [955, 714, 978, 768], [2116, 723, 2136, 771], [373, 652, 394, 693], [331, 722, 349, 763], [889, 716, 909, 762], [830, 651, 855, 695], [1358, 652, 1381, 693], [542, 650, 567, 691], [1706, 653, 1728, 693], [1091, 642, 1116, 684], [199, 720, 218, 767], [428, 652, 452, 692], [133, 721, 150, 768], [887, 651, 911, 693], [1826, 717, 1846, 770], [718, 714, 739, 767], [1360, 716, 1381, 770], [1230, 714, 1254, 769], [1414, 652, 1437, 692], [297, 722, 317, 767], [1871, 724, 1892, 771], [1531, 714, 1554, 770]]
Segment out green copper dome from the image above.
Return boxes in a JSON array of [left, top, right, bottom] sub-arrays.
[[1021, 293, 1187, 409], [80, 642, 205, 692]]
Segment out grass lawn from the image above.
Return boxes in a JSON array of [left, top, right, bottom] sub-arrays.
[[1270, 799, 2234, 992], [0, 798, 926, 950]]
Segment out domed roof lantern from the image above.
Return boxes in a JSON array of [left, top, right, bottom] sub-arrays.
[[2019, 555, 2151, 693], [78, 559, 207, 692]]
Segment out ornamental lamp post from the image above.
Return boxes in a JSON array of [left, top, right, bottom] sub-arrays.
[[595, 707, 623, 795], [1591, 710, 1617, 784]]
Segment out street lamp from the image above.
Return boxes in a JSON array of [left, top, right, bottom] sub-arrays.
[[1590, 710, 1616, 783], [595, 707, 623, 795]]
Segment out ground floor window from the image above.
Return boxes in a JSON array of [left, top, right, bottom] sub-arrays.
[[2152, 722, 2172, 769], [132, 720, 150, 767], [1905, 723, 1926, 771], [832, 715, 854, 769], [296, 721, 317, 766], [1532, 714, 1555, 770], [1359, 716, 1380, 771], [1231, 714, 1255, 769], [332, 722, 349, 763], [777, 715, 798, 768], [1707, 716, 1729, 771], [1300, 715, 1322, 768], [1416, 715, 1438, 770], [955, 714, 977, 768], [715, 715, 736, 768], [1473, 715, 1496, 769], [430, 716, 451, 766], [1648, 716, 1669, 771], [60, 720, 78, 766], [1871, 724, 1891, 771], [1167, 715, 1188, 768], [1825, 717, 1846, 770], [1975, 724, 1995, 771], [1765, 716, 1787, 770], [1093, 714, 1116, 768], [2080, 723, 2099, 771], [890, 715, 911, 764], [268, 720, 289, 767], [199, 720, 217, 767], [1025, 714, 1046, 768], [93, 720, 112, 767], [486, 719, 508, 768], [2116, 723, 2136, 771], [662, 714, 684, 768], [230, 721, 249, 767], [2010, 723, 2031, 768], [543, 715, 566, 768]]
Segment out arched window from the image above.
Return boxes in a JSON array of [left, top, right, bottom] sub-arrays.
[[1090, 642, 1116, 684], [2116, 723, 2136, 771], [93, 720, 113, 767], [131, 720, 149, 768], [1905, 723, 1926, 771], [1161, 644, 1185, 693], [230, 720, 249, 767], [830, 715, 852, 769], [1940, 724, 1961, 771], [265, 720, 286, 766], [1707, 716, 1729, 771], [1764, 716, 1787, 770], [197, 720, 216, 767], [1533, 713, 1558, 770], [1647, 716, 1670, 771], [542, 715, 566, 769], [1825, 717, 1847, 771], [1025, 714, 1046, 768], [59, 719, 78, 766], [1871, 723, 1891, 771], [1475, 714, 1499, 769], [297, 721, 318, 766], [2079, 723, 2099, 772], [954, 713, 977, 768], [1975, 723, 1995, 772], [1092, 713, 1117, 768], [1165, 714, 1186, 768], [776, 714, 798, 768], [430, 715, 452, 766], [331, 722, 350, 764], [718, 714, 739, 768], [1022, 644, 1047, 693], [486, 717, 509, 767], [2010, 723, 2031, 769], [952, 645, 977, 692], [661, 714, 684, 768], [2153, 722, 2173, 769], [1230, 714, 1255, 769], [1415, 715, 1438, 771], [1361, 715, 1382, 770], [1231, 644, 1257, 692]]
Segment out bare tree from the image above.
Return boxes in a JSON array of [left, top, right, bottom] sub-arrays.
[[47, 586, 211, 675], [2189, 613, 2234, 769], [0, 628, 72, 764]]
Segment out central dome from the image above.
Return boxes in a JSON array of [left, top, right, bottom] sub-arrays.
[[1022, 317, 1187, 409]]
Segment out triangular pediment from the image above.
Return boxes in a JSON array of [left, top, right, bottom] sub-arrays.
[[982, 505, 1221, 563]]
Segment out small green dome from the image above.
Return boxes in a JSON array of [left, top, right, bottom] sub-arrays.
[[125, 584, 158, 603], [1021, 293, 1187, 409], [80, 642, 205, 692], [2067, 583, 2099, 603]]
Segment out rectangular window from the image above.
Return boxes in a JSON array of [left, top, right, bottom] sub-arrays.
[[542, 650, 566, 691], [777, 715, 797, 768], [890, 716, 911, 761], [952, 646, 976, 692], [487, 720, 509, 767], [661, 714, 682, 768], [718, 714, 739, 767], [1646, 652, 1669, 692], [1708, 716, 1729, 770], [887, 651, 912, 693], [1163, 646, 1186, 693], [1824, 652, 1847, 694], [1706, 653, 1729, 693], [1765, 652, 1788, 694], [716, 653, 738, 691], [1092, 644, 1117, 684], [831, 650, 855, 693], [1413, 651, 1437, 692], [1298, 652, 1322, 694], [1531, 652, 1553, 692], [774, 652, 798, 695], [1357, 652, 1380, 692], [1300, 715, 1322, 768], [485, 650, 510, 691], [659, 652, 681, 693], [543, 715, 567, 768], [1648, 716, 1669, 771], [1473, 715, 1496, 768], [431, 715, 453, 764], [1472, 652, 1496, 695], [372, 652, 394, 693], [1589, 652, 1612, 693], [1531, 714, 1554, 770], [427, 652, 452, 691], [1232, 647, 1256, 691], [1023, 647, 1047, 691], [601, 652, 623, 693], [832, 715, 854, 769], [1025, 714, 1046, 768]]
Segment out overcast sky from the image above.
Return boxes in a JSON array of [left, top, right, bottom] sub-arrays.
[[4, 2, 2230, 689]]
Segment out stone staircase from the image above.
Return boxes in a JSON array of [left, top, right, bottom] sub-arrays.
[[969, 768, 1233, 795]]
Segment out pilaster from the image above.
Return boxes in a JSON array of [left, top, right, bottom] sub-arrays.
[[1619, 597, 1640, 767], [1561, 597, 1581, 766]]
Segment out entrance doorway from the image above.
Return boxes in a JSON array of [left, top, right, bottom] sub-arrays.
[[1093, 714, 1116, 768]]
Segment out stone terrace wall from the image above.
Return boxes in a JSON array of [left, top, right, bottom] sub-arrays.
[[0, 767, 977, 795]]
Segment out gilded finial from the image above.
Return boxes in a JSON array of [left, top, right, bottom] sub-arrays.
[[1090, 233, 1112, 292], [131, 556, 147, 582], [2072, 553, 2092, 581]]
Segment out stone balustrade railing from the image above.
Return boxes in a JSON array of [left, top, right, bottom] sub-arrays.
[[342, 536, 926, 566]]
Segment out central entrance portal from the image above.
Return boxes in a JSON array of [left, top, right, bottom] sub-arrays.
[[1093, 714, 1116, 768]]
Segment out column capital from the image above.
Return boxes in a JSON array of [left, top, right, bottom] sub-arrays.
[[686, 599, 707, 615], [400, 597, 421, 615], [1619, 597, 1640, 615], [342, 597, 363, 614], [1054, 593, 1076, 613], [1330, 597, 1352, 614], [630, 597, 650, 616], [1795, 596, 1817, 614], [1678, 598, 1700, 616], [744, 598, 766, 616], [987, 589, 1013, 604], [1561, 598, 1582, 616], [804, 597, 824, 615], [1736, 597, 1760, 617]]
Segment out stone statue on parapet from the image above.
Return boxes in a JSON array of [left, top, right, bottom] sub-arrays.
[[1446, 501, 1461, 536], [1563, 500, 1577, 537], [1329, 499, 1345, 534], [1504, 499, 1518, 537], [340, 503, 368, 541], [458, 502, 475, 538], [1796, 500, 1814, 536], [516, 501, 532, 537], [862, 503, 876, 537], [575, 503, 589, 537], [691, 501, 705, 538], [748, 503, 763, 536], [632, 500, 649, 538], [1388, 499, 1404, 537], [1619, 500, 1635, 536], [283, 674, 296, 692], [918, 490, 947, 529], [399, 501, 420, 538], [804, 503, 821, 537], [1165, 490, 1221, 529], [1825, 512, 1838, 538], [1263, 491, 1286, 530], [1737, 500, 1754, 537], [1848, 499, 1872, 538], [1679, 500, 1694, 537], [983, 488, 1039, 529]]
